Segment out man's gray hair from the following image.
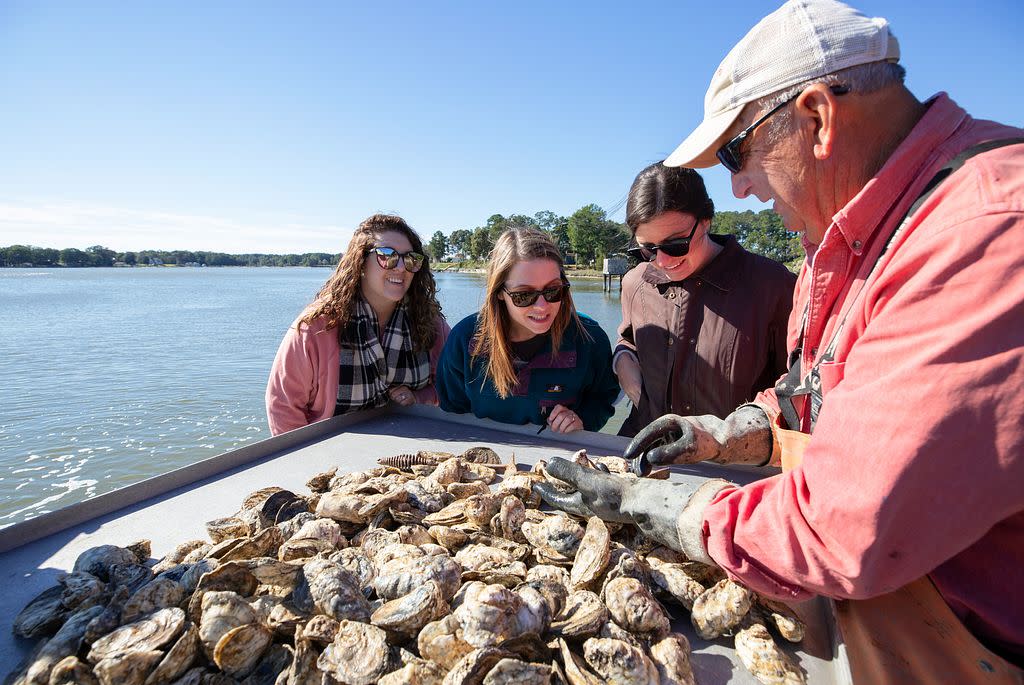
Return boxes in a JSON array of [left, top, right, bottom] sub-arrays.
[[757, 61, 907, 145]]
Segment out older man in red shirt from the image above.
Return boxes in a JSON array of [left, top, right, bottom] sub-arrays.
[[536, 1, 1024, 681]]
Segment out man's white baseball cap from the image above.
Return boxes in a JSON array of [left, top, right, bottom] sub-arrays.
[[664, 0, 900, 168]]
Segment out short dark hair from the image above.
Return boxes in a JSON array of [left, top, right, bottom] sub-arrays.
[[625, 162, 715, 233]]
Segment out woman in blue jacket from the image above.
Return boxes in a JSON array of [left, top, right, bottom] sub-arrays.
[[436, 226, 619, 433]]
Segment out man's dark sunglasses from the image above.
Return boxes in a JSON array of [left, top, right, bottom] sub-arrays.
[[503, 282, 569, 307], [716, 84, 850, 174], [367, 246, 426, 273], [626, 218, 699, 262]]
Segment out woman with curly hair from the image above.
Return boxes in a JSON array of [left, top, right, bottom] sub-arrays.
[[266, 214, 449, 435], [435, 226, 619, 433]]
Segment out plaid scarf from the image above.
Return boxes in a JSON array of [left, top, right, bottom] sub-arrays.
[[335, 297, 429, 414]]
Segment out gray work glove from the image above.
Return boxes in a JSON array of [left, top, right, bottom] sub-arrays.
[[624, 404, 773, 476], [533, 457, 733, 565]]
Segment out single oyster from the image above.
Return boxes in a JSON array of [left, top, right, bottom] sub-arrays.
[[12, 584, 67, 639], [454, 584, 544, 648], [582, 637, 659, 685], [197, 591, 256, 659], [418, 614, 475, 670], [569, 517, 610, 591], [92, 650, 165, 685], [734, 618, 806, 685], [212, 621, 274, 678], [143, 623, 200, 685], [647, 558, 706, 611], [556, 638, 602, 685], [47, 656, 100, 685], [370, 579, 449, 638], [379, 659, 447, 685], [649, 633, 697, 685], [442, 647, 512, 685], [88, 606, 186, 663], [549, 590, 607, 640], [521, 515, 584, 562], [23, 605, 104, 685], [525, 564, 570, 589], [429, 524, 471, 550], [278, 517, 346, 561], [206, 516, 250, 544], [691, 578, 755, 640], [517, 579, 567, 618], [603, 577, 670, 639], [73, 545, 138, 581], [373, 553, 462, 601], [121, 577, 185, 623], [481, 658, 552, 685], [58, 572, 108, 612], [495, 496, 526, 542], [317, 620, 391, 685], [330, 547, 377, 591], [292, 556, 371, 622], [756, 596, 807, 643]]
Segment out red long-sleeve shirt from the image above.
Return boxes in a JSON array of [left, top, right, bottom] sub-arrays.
[[703, 94, 1024, 662]]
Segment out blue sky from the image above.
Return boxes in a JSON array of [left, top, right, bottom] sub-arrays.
[[1, 1, 1021, 253]]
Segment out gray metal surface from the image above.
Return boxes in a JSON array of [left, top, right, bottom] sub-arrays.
[[0, 406, 848, 683]]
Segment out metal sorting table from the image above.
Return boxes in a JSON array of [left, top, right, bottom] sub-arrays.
[[0, 406, 851, 683]]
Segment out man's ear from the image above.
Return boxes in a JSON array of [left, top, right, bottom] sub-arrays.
[[795, 83, 838, 161]]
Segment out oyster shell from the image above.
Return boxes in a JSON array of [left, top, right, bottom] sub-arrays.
[[47, 656, 100, 685], [143, 622, 200, 684], [521, 515, 584, 563], [197, 591, 256, 658], [371, 579, 449, 637], [418, 614, 475, 670], [734, 618, 806, 685], [582, 637, 659, 685], [569, 517, 610, 591], [12, 584, 67, 639], [602, 577, 670, 639], [649, 633, 697, 685], [88, 606, 186, 663], [442, 646, 512, 685], [691, 578, 755, 640], [549, 590, 606, 640], [212, 621, 273, 677], [646, 559, 706, 611], [121, 577, 185, 623], [756, 597, 806, 643], [92, 649, 164, 685], [292, 556, 371, 622], [454, 584, 545, 648], [73, 545, 139, 582], [373, 553, 462, 601], [482, 658, 552, 685], [317, 620, 392, 685]]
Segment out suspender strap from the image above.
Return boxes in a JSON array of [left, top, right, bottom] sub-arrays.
[[775, 137, 1024, 432]]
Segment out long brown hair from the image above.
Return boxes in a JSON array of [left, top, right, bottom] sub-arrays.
[[471, 226, 586, 398], [301, 214, 442, 352]]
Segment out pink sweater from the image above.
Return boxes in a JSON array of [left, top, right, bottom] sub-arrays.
[[265, 313, 450, 436], [706, 95, 1024, 661]]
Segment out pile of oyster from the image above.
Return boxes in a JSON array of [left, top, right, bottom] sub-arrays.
[[10, 447, 806, 685]]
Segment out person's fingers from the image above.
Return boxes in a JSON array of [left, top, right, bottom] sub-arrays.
[[532, 483, 594, 518], [622, 415, 690, 463], [552, 412, 576, 433], [544, 457, 587, 485]]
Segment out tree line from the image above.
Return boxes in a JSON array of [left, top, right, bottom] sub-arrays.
[[1, 207, 801, 271]]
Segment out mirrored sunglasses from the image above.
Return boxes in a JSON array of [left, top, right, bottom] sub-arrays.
[[502, 282, 568, 307], [367, 246, 425, 273]]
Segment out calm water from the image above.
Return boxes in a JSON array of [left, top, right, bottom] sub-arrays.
[[0, 267, 627, 525]]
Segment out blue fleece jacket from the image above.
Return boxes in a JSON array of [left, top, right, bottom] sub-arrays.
[[435, 313, 619, 431]]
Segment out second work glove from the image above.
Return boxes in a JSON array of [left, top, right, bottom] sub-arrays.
[[533, 457, 733, 565], [624, 404, 773, 475]]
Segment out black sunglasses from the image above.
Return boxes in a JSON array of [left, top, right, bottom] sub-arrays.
[[366, 246, 426, 273], [716, 84, 850, 174], [502, 282, 569, 307], [626, 218, 700, 262]]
